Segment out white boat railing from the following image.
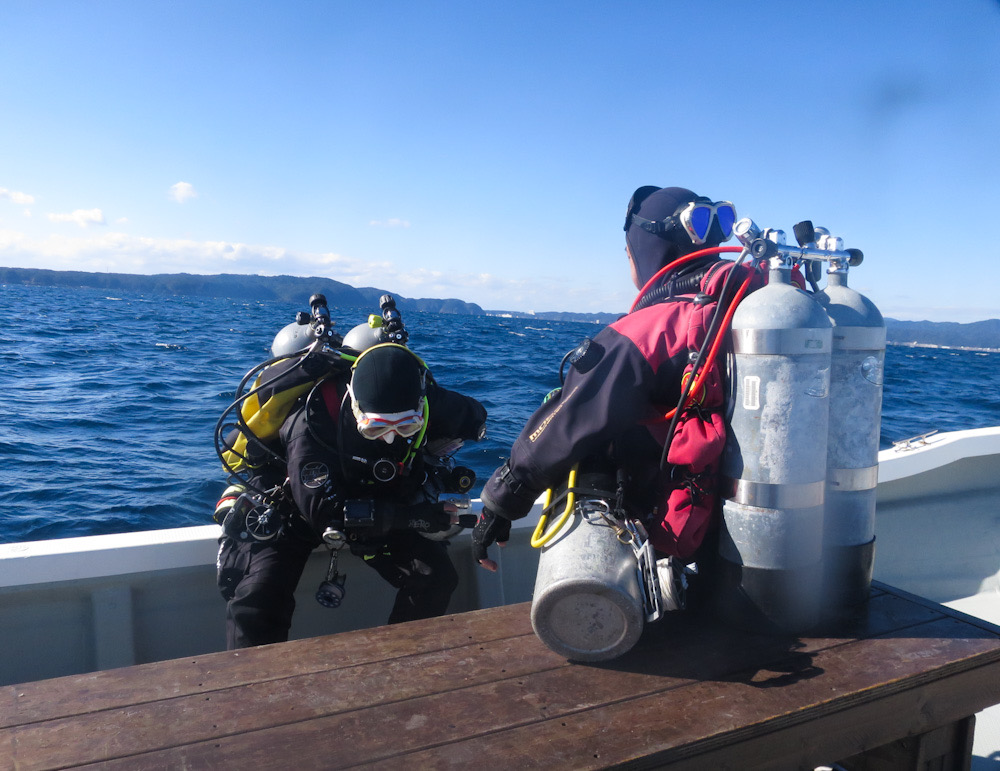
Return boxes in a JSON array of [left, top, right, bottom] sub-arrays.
[[877, 425, 1000, 483]]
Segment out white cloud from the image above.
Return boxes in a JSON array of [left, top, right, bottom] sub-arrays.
[[0, 187, 35, 206], [0, 227, 630, 313], [0, 229, 383, 282], [169, 182, 197, 203], [46, 208, 106, 228], [370, 265, 632, 312], [369, 218, 411, 229]]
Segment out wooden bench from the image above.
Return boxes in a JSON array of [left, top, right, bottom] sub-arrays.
[[3, 582, 1000, 770]]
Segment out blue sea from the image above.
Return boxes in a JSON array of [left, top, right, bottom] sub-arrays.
[[1, 282, 998, 544]]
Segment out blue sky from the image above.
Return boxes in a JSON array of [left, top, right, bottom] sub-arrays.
[[1, 1, 998, 321]]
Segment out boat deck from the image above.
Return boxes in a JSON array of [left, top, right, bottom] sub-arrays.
[[3, 582, 1000, 770]]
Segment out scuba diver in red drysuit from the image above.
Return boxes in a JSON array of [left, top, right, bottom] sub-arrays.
[[473, 186, 758, 602]]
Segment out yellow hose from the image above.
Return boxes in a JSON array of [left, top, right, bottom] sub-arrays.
[[531, 465, 578, 548]]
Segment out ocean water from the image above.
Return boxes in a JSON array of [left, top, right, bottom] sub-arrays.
[[1, 282, 998, 544]]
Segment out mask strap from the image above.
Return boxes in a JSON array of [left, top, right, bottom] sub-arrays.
[[631, 213, 679, 236], [624, 186, 661, 231]]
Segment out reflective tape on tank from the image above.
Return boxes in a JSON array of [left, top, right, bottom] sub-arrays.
[[731, 327, 832, 355], [830, 326, 886, 350], [724, 477, 824, 508], [827, 464, 879, 491]]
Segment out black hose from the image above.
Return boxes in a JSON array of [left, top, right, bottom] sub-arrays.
[[558, 348, 574, 385], [631, 257, 721, 313], [214, 346, 322, 486]]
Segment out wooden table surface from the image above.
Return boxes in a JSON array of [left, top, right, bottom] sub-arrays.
[[3, 582, 1000, 770]]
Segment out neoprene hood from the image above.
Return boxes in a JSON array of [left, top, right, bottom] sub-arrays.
[[351, 344, 425, 414], [624, 186, 716, 287]]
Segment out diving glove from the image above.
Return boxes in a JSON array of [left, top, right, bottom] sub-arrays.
[[472, 508, 511, 571]]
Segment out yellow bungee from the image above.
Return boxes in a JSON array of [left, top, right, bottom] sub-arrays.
[[530, 464, 579, 548]]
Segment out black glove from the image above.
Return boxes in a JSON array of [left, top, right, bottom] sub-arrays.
[[472, 508, 511, 568]]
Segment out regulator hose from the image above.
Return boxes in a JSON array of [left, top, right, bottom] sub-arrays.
[[629, 246, 743, 314], [214, 349, 314, 481]]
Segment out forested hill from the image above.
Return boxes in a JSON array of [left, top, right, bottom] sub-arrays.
[[885, 318, 1000, 351], [2, 266, 998, 346], [0, 266, 619, 323], [0, 267, 482, 316]]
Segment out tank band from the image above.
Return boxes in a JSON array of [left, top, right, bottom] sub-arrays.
[[724, 477, 824, 508], [827, 464, 879, 491], [830, 326, 886, 350], [731, 327, 832, 355]]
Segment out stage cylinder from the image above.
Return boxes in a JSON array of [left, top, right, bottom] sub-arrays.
[[530, 501, 645, 661]]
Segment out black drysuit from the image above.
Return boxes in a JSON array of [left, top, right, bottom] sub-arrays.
[[217, 363, 486, 649]]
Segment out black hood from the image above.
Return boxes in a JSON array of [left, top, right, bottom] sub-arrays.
[[624, 186, 702, 287], [350, 344, 425, 414]]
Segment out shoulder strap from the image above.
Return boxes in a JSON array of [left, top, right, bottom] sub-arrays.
[[320, 378, 344, 421]]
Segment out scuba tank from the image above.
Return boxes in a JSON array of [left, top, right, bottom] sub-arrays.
[[219, 293, 346, 478], [217, 293, 409, 480], [529, 467, 658, 662], [342, 294, 409, 352], [810, 226, 884, 623], [715, 223, 833, 634]]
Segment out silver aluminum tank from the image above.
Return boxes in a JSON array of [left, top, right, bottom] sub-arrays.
[[715, 264, 832, 633], [816, 269, 885, 622], [530, 499, 644, 662]]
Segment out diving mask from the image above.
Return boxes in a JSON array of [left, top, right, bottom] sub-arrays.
[[352, 405, 425, 443], [632, 200, 737, 246]]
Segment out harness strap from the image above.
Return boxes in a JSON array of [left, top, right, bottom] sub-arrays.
[[320, 379, 343, 421]]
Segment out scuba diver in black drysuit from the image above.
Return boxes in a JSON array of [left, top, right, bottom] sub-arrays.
[[214, 295, 487, 649]]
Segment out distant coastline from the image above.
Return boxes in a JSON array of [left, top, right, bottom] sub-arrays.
[[2, 266, 997, 348], [0, 266, 622, 324], [888, 341, 1000, 354]]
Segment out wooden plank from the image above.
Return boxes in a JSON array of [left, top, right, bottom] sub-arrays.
[[4, 586, 1000, 770], [0, 603, 535, 729], [44, 598, 998, 770], [1, 618, 553, 768], [354, 616, 1000, 770]]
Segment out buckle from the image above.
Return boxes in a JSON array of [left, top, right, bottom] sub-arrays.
[[499, 462, 525, 497]]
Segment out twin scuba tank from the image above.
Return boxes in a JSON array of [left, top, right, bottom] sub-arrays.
[[530, 218, 884, 661], [715, 220, 884, 634], [219, 293, 407, 480]]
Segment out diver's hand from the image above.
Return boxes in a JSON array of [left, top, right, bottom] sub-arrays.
[[472, 508, 511, 572]]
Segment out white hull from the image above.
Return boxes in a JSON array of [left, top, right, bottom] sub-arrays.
[[0, 511, 536, 686]]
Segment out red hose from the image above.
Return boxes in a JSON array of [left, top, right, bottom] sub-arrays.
[[661, 263, 758, 421]]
